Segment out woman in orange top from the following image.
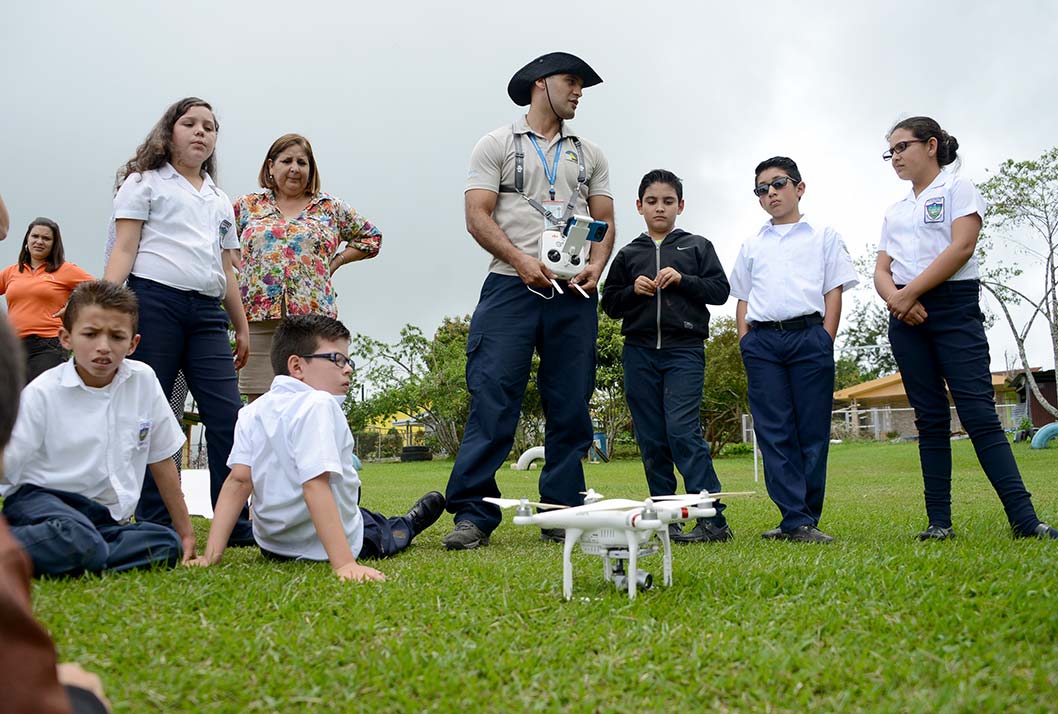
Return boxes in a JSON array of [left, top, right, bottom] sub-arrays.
[[0, 218, 93, 383]]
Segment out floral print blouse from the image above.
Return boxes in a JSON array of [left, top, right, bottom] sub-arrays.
[[234, 191, 381, 321]]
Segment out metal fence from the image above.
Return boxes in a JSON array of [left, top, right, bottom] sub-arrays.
[[741, 402, 1023, 443], [352, 427, 406, 460]]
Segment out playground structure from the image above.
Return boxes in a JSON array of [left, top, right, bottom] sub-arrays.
[[1031, 422, 1058, 449], [512, 431, 610, 471]]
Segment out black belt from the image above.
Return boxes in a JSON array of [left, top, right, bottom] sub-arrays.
[[752, 313, 823, 331]]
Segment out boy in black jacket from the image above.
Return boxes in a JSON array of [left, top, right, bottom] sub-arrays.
[[601, 170, 732, 542]]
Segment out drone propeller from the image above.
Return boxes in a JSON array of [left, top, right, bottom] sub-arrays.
[[580, 488, 605, 503], [483, 497, 567, 510], [649, 491, 755, 502]]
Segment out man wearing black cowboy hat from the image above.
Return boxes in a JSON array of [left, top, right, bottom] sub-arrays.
[[443, 52, 616, 550]]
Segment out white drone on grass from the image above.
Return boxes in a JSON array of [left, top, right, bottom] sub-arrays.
[[484, 489, 752, 600]]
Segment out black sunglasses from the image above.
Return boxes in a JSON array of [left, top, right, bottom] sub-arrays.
[[299, 352, 355, 370], [882, 139, 927, 161], [753, 176, 798, 197]]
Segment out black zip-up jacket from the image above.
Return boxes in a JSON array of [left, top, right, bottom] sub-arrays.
[[601, 229, 729, 349]]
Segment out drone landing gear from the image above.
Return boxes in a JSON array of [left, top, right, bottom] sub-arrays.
[[562, 526, 675, 601]]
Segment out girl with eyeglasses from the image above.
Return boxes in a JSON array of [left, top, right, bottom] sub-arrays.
[[874, 116, 1056, 541]]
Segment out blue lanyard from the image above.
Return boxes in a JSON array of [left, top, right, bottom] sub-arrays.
[[527, 134, 564, 200]]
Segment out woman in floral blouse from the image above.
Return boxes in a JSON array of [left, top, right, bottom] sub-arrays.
[[234, 134, 382, 399]]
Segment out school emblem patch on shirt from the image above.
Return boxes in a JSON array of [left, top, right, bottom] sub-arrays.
[[565, 150, 578, 163], [219, 219, 233, 239], [924, 197, 945, 223]]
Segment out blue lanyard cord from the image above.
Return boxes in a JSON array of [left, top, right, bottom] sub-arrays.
[[527, 135, 564, 200]]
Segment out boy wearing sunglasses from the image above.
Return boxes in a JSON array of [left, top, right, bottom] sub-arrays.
[[729, 157, 858, 543], [192, 314, 445, 581]]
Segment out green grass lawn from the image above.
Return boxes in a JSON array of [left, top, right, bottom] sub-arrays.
[[31, 441, 1058, 713]]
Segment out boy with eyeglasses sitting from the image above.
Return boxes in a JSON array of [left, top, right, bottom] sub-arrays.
[[729, 157, 858, 544], [191, 314, 445, 581]]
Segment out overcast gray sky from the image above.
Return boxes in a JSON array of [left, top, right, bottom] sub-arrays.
[[2, 0, 1056, 370]]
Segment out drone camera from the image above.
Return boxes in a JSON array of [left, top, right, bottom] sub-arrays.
[[611, 559, 653, 592], [612, 570, 653, 592]]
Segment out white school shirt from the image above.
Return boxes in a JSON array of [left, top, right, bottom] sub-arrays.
[[728, 216, 860, 323], [878, 170, 987, 286], [1, 359, 186, 522], [228, 375, 364, 560], [113, 163, 238, 298]]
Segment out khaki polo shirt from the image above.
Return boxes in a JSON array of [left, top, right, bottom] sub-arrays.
[[465, 116, 612, 277]]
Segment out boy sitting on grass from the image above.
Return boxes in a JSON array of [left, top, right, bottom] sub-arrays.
[[1, 280, 194, 576], [191, 314, 445, 582]]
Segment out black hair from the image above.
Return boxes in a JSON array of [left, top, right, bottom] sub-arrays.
[[272, 314, 351, 376], [637, 169, 683, 201], [63, 281, 140, 334], [0, 319, 23, 443], [754, 157, 802, 185], [888, 116, 959, 167], [18, 217, 65, 273]]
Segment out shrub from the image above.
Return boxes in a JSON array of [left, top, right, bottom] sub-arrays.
[[719, 441, 754, 457]]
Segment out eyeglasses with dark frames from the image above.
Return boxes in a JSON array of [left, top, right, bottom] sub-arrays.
[[753, 175, 798, 197], [299, 352, 355, 371], [882, 139, 927, 161]]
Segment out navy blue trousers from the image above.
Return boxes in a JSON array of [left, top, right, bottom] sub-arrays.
[[2, 484, 182, 577], [445, 274, 597, 533], [741, 324, 835, 531], [261, 507, 415, 561], [888, 280, 1039, 535], [623, 344, 726, 523], [126, 276, 251, 539]]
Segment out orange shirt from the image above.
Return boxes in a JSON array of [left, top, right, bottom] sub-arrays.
[[0, 263, 94, 338]]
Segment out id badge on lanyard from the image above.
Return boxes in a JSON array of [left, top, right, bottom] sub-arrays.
[[542, 200, 565, 225], [529, 134, 565, 227]]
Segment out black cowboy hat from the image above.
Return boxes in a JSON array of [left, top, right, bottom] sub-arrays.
[[507, 51, 603, 106]]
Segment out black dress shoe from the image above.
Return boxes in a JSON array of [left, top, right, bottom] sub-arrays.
[[1016, 522, 1058, 539], [405, 491, 446, 535], [784, 525, 835, 543], [672, 520, 733, 543], [917, 524, 955, 541], [1035, 523, 1058, 539]]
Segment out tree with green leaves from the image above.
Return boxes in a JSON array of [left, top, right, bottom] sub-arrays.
[[593, 309, 630, 453], [835, 299, 897, 387], [832, 251, 897, 390], [700, 317, 749, 454], [511, 352, 544, 459], [978, 146, 1058, 418], [347, 317, 474, 456]]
